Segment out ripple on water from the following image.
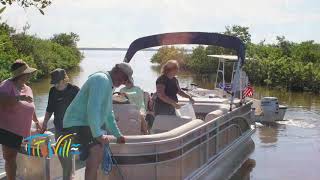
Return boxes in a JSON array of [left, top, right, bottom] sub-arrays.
[[280, 108, 320, 129]]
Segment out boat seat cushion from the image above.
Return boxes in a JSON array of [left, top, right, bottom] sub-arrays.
[[151, 115, 192, 133], [113, 104, 141, 135], [192, 103, 225, 114], [204, 108, 229, 122]]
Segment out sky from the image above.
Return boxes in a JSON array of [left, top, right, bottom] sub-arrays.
[[2, 0, 319, 47]]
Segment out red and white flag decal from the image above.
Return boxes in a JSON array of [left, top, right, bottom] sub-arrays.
[[243, 84, 254, 97]]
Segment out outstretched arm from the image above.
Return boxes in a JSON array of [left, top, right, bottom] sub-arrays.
[[105, 111, 122, 138], [33, 111, 42, 132], [177, 82, 195, 104], [105, 96, 125, 143]]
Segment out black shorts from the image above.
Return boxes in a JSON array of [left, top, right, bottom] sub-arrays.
[[154, 101, 176, 116], [62, 126, 100, 161], [54, 128, 64, 141], [0, 128, 23, 150]]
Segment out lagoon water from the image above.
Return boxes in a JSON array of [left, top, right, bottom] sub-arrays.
[[1, 50, 320, 179]]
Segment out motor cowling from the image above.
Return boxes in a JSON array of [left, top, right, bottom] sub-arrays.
[[261, 97, 279, 115]]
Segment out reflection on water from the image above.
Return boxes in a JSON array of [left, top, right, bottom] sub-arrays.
[[257, 124, 282, 145], [2, 50, 320, 179], [230, 159, 256, 180]]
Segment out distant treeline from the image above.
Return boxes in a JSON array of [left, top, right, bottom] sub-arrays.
[[151, 25, 320, 93], [0, 22, 83, 82]]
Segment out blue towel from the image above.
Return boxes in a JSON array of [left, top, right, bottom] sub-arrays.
[[101, 144, 113, 175]]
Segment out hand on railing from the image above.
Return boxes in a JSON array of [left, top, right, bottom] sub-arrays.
[[96, 135, 110, 145], [117, 136, 126, 144]]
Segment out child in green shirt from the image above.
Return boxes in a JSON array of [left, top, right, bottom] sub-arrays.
[[120, 81, 148, 134]]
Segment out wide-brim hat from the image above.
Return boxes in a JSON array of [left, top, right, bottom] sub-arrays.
[[11, 60, 37, 79]]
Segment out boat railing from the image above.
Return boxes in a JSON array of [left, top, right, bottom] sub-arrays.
[[106, 101, 253, 146]]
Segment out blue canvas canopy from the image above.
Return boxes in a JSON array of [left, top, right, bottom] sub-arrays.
[[123, 32, 246, 66]]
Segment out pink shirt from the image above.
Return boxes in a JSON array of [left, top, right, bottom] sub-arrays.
[[0, 80, 35, 137]]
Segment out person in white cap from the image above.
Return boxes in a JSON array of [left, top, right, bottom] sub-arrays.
[[62, 63, 132, 180]]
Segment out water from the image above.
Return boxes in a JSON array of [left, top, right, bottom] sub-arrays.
[[1, 50, 320, 180]]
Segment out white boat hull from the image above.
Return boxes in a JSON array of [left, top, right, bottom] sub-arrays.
[[188, 88, 288, 123]]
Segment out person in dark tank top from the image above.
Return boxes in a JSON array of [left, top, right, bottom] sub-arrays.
[[41, 68, 79, 180], [154, 60, 195, 116]]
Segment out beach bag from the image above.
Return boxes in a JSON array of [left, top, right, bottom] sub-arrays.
[[176, 103, 196, 119], [101, 144, 113, 175]]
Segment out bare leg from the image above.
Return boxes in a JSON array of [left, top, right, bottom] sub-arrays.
[[140, 114, 148, 135], [85, 144, 103, 180], [58, 156, 73, 180], [2, 145, 18, 180], [55, 131, 74, 179]]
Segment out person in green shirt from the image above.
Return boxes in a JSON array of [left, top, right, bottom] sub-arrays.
[[120, 81, 148, 134], [63, 63, 133, 180]]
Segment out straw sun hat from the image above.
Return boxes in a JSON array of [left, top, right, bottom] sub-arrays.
[[11, 59, 37, 79]]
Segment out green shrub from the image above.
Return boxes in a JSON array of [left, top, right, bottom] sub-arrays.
[[0, 22, 82, 81], [150, 30, 320, 93], [151, 46, 189, 67]]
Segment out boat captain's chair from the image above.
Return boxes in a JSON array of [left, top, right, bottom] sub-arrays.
[[151, 115, 192, 133], [113, 104, 141, 135]]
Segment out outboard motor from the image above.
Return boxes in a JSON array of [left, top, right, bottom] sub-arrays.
[[260, 97, 279, 122]]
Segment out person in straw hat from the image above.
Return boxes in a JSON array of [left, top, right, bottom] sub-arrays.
[[0, 59, 41, 180]]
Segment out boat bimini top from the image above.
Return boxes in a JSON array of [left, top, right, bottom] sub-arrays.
[[123, 32, 246, 66]]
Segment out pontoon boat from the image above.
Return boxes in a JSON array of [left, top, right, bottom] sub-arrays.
[[12, 32, 256, 180]]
